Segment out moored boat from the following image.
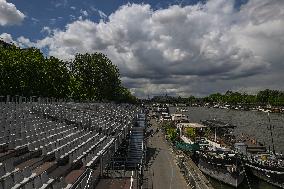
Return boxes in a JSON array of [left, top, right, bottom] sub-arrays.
[[196, 119, 244, 187], [236, 112, 284, 188], [198, 148, 245, 187], [245, 153, 284, 188]]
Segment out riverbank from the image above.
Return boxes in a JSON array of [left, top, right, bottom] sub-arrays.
[[144, 118, 216, 189], [169, 106, 283, 189]]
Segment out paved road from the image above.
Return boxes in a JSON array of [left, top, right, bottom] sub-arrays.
[[145, 119, 190, 189]]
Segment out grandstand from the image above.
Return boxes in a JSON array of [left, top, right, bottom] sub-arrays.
[[0, 97, 141, 189]]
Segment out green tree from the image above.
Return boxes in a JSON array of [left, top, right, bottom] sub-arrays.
[[43, 56, 70, 98], [167, 128, 178, 142], [71, 53, 121, 101], [0, 46, 46, 96], [257, 89, 270, 104], [209, 93, 222, 103], [116, 86, 137, 103], [0, 41, 136, 103], [185, 127, 196, 140]]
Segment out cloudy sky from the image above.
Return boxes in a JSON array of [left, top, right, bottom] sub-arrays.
[[0, 0, 283, 97]]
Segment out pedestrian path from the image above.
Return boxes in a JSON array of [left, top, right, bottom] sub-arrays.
[[144, 119, 189, 189]]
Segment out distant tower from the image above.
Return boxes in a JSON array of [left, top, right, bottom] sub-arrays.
[[164, 88, 168, 97]]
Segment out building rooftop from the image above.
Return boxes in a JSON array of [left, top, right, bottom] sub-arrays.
[[177, 122, 206, 128]]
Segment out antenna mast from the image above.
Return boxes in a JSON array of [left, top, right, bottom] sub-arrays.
[[268, 113, 275, 154]]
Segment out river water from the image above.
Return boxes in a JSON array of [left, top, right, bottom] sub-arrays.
[[170, 106, 284, 189]]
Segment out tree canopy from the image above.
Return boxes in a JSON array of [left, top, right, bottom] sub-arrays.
[[0, 40, 136, 103], [147, 89, 284, 106], [204, 90, 284, 106]]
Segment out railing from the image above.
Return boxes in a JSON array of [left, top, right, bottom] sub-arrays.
[[70, 168, 96, 189]]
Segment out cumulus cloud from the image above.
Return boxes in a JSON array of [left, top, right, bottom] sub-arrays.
[[90, 6, 108, 19], [0, 33, 16, 43], [0, 0, 25, 26], [8, 0, 284, 97], [17, 36, 35, 47], [0, 33, 35, 48], [80, 10, 88, 17], [41, 26, 52, 35]]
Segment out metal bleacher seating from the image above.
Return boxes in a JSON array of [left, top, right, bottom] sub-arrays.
[[0, 99, 140, 189]]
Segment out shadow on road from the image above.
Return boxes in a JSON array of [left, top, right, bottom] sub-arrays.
[[145, 147, 159, 167]]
